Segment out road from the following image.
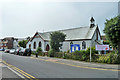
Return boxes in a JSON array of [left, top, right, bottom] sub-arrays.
[[1, 52, 119, 80]]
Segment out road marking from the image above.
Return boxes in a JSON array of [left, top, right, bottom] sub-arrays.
[[31, 57, 120, 72], [7, 66, 25, 79], [2, 60, 38, 80]]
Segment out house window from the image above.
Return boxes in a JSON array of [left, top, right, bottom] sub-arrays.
[[46, 44, 50, 51], [70, 41, 73, 45], [82, 41, 86, 49], [96, 30, 98, 40], [33, 42, 36, 49], [29, 44, 31, 48], [39, 41, 41, 47]]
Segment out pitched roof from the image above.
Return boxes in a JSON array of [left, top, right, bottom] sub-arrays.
[[37, 25, 98, 41]]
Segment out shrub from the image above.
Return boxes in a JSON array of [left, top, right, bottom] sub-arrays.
[[36, 47, 43, 56], [97, 52, 120, 64], [48, 49, 56, 57], [66, 50, 70, 53], [86, 47, 98, 61], [32, 51, 36, 55], [71, 50, 89, 61], [64, 53, 72, 59], [72, 50, 82, 60], [36, 47, 42, 52], [55, 52, 64, 58]]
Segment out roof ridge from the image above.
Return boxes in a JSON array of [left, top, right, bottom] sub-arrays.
[[39, 26, 89, 34]]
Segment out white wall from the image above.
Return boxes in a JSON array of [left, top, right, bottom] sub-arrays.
[[61, 40, 92, 52], [32, 37, 44, 51], [26, 28, 101, 52], [26, 38, 50, 52], [26, 41, 31, 48]]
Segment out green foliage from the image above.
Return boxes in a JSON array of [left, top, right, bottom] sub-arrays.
[[48, 49, 56, 57], [103, 40, 109, 44], [55, 52, 64, 58], [36, 47, 42, 52], [86, 47, 98, 55], [64, 53, 72, 59], [50, 31, 66, 52], [104, 16, 120, 48], [72, 50, 84, 60], [31, 51, 36, 55], [66, 50, 70, 53], [36, 47, 43, 56], [18, 40, 28, 48], [97, 52, 120, 64]]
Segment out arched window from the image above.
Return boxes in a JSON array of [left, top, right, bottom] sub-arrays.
[[46, 44, 50, 51], [70, 41, 73, 45], [29, 44, 31, 48], [82, 41, 86, 49], [39, 41, 41, 47], [33, 42, 36, 49]]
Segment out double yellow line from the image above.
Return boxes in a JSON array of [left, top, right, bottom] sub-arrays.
[[31, 57, 120, 72], [2, 60, 38, 80]]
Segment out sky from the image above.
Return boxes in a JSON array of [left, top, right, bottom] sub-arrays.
[[0, 0, 119, 39]]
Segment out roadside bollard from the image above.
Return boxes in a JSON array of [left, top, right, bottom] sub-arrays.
[[36, 52, 38, 58]]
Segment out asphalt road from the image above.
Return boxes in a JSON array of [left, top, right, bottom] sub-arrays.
[[1, 52, 119, 79]]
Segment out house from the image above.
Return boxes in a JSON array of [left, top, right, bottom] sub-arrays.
[[26, 17, 102, 52], [0, 37, 18, 49]]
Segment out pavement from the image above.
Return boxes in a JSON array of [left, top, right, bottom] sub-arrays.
[[0, 52, 24, 80], [31, 55, 119, 70], [0, 60, 22, 80]]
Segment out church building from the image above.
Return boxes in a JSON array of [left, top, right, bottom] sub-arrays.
[[26, 17, 102, 52]]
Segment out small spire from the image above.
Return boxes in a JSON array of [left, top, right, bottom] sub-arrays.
[[90, 17, 95, 22], [90, 17, 95, 28]]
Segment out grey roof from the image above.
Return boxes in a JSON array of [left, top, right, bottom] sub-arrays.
[[38, 26, 97, 41]]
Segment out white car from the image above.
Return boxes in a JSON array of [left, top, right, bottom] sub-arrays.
[[9, 49, 16, 54]]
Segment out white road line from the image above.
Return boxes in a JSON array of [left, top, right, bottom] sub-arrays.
[[7, 66, 27, 79]]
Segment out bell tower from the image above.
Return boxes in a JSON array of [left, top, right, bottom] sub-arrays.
[[90, 17, 95, 28]]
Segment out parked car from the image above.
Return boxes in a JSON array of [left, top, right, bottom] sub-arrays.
[[16, 48, 21, 55], [9, 49, 16, 54], [0, 48, 5, 51], [4, 49, 10, 53], [19, 48, 25, 56], [23, 48, 32, 56]]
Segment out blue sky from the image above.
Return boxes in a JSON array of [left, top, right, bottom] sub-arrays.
[[0, 1, 119, 38]]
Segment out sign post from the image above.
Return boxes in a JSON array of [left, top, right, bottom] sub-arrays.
[[90, 44, 91, 62]]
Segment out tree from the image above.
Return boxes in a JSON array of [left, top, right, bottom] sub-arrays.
[[18, 40, 28, 48], [104, 16, 120, 54], [50, 31, 66, 52]]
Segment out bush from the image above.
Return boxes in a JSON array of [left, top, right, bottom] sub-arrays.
[[64, 53, 72, 59], [97, 52, 120, 64], [55, 52, 64, 58], [36, 47, 43, 56], [86, 47, 98, 61], [71, 50, 89, 61], [36, 47, 42, 52], [48, 49, 56, 57], [32, 51, 36, 55], [66, 50, 70, 53]]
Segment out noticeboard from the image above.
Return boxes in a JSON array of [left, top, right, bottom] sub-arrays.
[[96, 45, 109, 51], [71, 44, 80, 53]]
